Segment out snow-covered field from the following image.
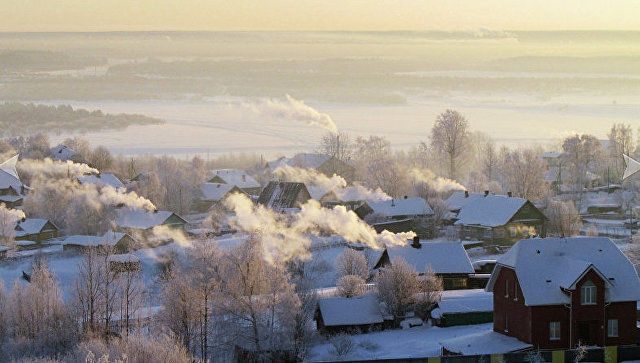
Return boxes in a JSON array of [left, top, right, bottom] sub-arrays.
[[308, 322, 494, 361]]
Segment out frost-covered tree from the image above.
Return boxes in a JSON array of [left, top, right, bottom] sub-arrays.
[[544, 200, 582, 237], [562, 134, 603, 190], [608, 123, 634, 179], [88, 145, 114, 172], [353, 135, 403, 196], [317, 131, 354, 163], [0, 280, 6, 345], [375, 257, 420, 319], [0, 203, 25, 245], [431, 110, 470, 180], [415, 267, 443, 318], [336, 275, 366, 298], [501, 149, 549, 201], [334, 248, 369, 280]]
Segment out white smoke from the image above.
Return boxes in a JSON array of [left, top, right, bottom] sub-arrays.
[[150, 225, 191, 248], [409, 168, 466, 193], [224, 193, 414, 263], [272, 165, 391, 202], [246, 94, 338, 134], [98, 186, 156, 211], [18, 157, 98, 177]]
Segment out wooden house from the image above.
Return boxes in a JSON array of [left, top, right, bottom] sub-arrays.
[[315, 295, 388, 335], [195, 182, 246, 212], [454, 193, 547, 245], [207, 169, 261, 196], [0, 246, 8, 258], [115, 209, 187, 238], [487, 237, 640, 349], [257, 181, 311, 212], [373, 238, 475, 290], [356, 197, 434, 237], [14, 218, 58, 243], [51, 144, 86, 163], [0, 155, 26, 207], [62, 231, 138, 254]]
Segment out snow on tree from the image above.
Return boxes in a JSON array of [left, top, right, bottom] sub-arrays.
[[415, 266, 443, 318], [317, 131, 354, 163], [501, 148, 549, 201], [608, 123, 635, 179], [375, 257, 421, 319], [336, 275, 366, 298], [353, 135, 403, 197], [562, 134, 603, 191], [0, 203, 25, 245], [544, 199, 582, 237], [334, 248, 369, 280], [430, 110, 470, 180]]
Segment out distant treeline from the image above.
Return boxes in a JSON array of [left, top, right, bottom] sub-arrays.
[[0, 50, 105, 72], [0, 102, 164, 136]]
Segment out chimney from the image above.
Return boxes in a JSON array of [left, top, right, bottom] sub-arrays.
[[464, 190, 469, 198], [153, 209, 158, 213], [484, 190, 489, 197], [391, 199, 395, 207], [242, 175, 246, 182], [404, 195, 408, 199], [21, 217, 25, 222], [507, 191, 512, 198], [411, 236, 421, 248]]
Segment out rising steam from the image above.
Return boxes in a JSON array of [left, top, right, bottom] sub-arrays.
[[409, 168, 466, 193], [272, 165, 390, 202], [18, 157, 98, 178], [224, 193, 414, 263], [98, 186, 156, 211], [246, 94, 338, 134]]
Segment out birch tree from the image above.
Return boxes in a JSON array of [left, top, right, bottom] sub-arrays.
[[430, 110, 470, 180]]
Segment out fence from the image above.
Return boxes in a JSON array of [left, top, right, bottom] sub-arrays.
[[336, 345, 640, 363]]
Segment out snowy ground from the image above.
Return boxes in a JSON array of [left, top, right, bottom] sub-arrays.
[[308, 323, 494, 361]]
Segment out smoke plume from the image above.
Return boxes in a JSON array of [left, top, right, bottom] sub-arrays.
[[98, 186, 156, 211], [409, 168, 466, 193], [272, 165, 390, 202], [246, 94, 338, 134], [224, 193, 414, 263], [18, 158, 98, 178]]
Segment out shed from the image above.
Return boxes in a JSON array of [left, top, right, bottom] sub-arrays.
[[62, 231, 137, 254], [115, 209, 187, 234], [431, 289, 493, 327], [315, 295, 387, 335], [257, 181, 311, 212]]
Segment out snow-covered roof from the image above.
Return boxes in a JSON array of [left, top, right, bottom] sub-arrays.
[[50, 145, 76, 161], [15, 240, 36, 246], [14, 218, 55, 236], [257, 181, 310, 211], [307, 185, 328, 200], [200, 182, 243, 201], [384, 241, 474, 274], [115, 209, 184, 230], [317, 295, 384, 326], [0, 155, 23, 191], [431, 289, 493, 318], [0, 246, 9, 252], [439, 330, 532, 355], [62, 231, 133, 247], [0, 195, 23, 203], [208, 169, 260, 189], [444, 191, 484, 212], [487, 237, 640, 306], [472, 259, 497, 270], [78, 173, 125, 189], [365, 198, 433, 217], [454, 195, 530, 227]]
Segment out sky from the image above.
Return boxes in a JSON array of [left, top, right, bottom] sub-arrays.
[[1, 0, 640, 32]]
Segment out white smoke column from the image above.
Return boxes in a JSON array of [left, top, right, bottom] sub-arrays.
[[293, 200, 415, 248], [150, 225, 191, 248], [333, 184, 391, 202], [224, 193, 414, 264], [247, 94, 338, 134], [0, 203, 26, 242], [409, 168, 466, 193], [272, 165, 391, 202], [224, 193, 310, 263], [18, 158, 98, 177], [273, 164, 346, 196], [98, 186, 156, 211]]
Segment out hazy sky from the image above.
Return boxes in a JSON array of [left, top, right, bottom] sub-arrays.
[[1, 0, 640, 32]]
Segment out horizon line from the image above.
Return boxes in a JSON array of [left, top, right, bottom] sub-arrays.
[[1, 29, 640, 34]]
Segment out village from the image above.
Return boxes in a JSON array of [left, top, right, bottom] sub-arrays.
[[0, 113, 638, 363]]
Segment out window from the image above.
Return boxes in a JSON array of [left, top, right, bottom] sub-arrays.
[[581, 280, 596, 305], [509, 227, 517, 237], [607, 319, 618, 337], [505, 313, 509, 332], [505, 279, 509, 298], [550, 322, 561, 340]]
